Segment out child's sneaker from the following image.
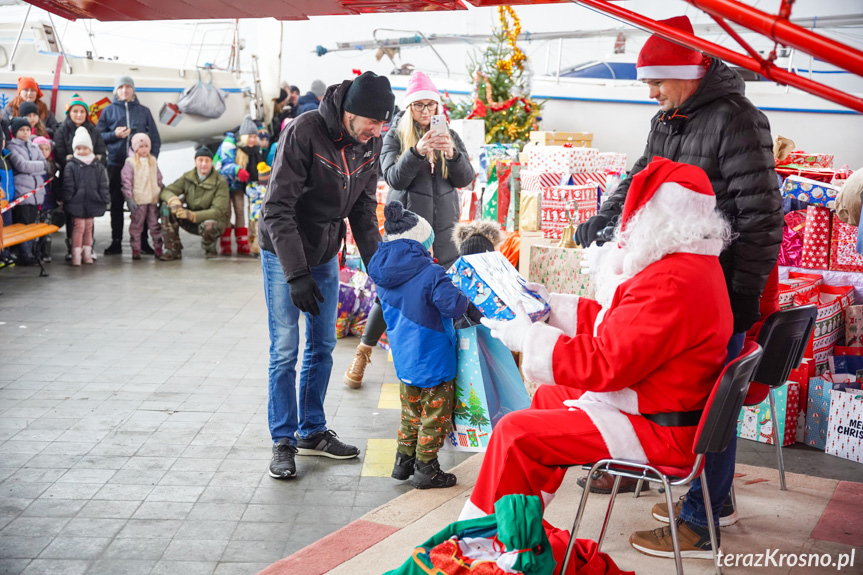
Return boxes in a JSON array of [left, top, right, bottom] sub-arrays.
[[132, 250, 141, 260], [411, 458, 456, 489], [392, 452, 416, 480]]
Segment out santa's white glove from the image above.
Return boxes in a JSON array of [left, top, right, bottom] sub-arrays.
[[523, 281, 550, 303], [480, 304, 532, 353]]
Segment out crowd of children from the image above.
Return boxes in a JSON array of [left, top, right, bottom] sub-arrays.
[[0, 87, 278, 269]]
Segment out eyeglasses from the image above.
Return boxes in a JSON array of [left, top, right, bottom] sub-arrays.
[[411, 102, 438, 112]]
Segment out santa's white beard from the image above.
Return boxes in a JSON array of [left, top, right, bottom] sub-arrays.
[[591, 198, 732, 308]]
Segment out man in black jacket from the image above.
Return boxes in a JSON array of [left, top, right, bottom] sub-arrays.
[[575, 16, 783, 559], [259, 72, 394, 480]]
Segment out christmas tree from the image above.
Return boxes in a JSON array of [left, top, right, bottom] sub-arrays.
[[446, 6, 542, 145], [454, 383, 490, 428]]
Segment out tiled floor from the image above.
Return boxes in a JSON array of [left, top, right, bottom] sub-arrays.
[[0, 217, 469, 575]]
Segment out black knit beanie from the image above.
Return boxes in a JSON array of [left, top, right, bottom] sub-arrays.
[[343, 72, 395, 122], [277, 88, 288, 103], [10, 117, 30, 136], [19, 102, 38, 117], [194, 145, 213, 159], [459, 234, 496, 256]]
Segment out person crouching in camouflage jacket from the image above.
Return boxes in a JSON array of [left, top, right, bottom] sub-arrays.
[[159, 146, 230, 260]]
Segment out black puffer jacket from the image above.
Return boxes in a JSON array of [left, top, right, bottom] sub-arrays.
[[381, 111, 475, 269], [259, 80, 382, 281], [598, 58, 782, 329], [54, 117, 107, 191], [63, 158, 110, 218]]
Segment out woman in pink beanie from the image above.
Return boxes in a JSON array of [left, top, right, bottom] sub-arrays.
[[342, 71, 475, 390]]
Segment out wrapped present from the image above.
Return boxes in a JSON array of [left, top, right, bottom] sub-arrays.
[[528, 244, 594, 298], [829, 215, 863, 272], [800, 206, 831, 269], [845, 306, 863, 347], [737, 381, 800, 446], [776, 167, 837, 184], [778, 210, 806, 267], [787, 358, 814, 414], [541, 185, 598, 240], [526, 146, 600, 174], [597, 152, 627, 173], [336, 282, 360, 339], [800, 285, 856, 374], [804, 377, 833, 450], [825, 389, 863, 463], [782, 176, 841, 209], [778, 271, 822, 309], [460, 188, 479, 223], [778, 151, 834, 170], [529, 131, 593, 146], [519, 191, 541, 232], [570, 171, 608, 200], [519, 170, 571, 191], [87, 97, 111, 125], [478, 144, 518, 183], [505, 163, 521, 233], [447, 251, 550, 322], [159, 102, 183, 126]]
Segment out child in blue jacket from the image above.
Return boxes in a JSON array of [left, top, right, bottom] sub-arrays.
[[368, 201, 469, 489]]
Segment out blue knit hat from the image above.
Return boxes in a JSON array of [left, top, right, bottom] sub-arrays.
[[384, 200, 434, 251]]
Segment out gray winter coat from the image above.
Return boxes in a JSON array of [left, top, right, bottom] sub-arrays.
[[381, 111, 475, 269], [598, 58, 782, 330], [63, 158, 110, 219], [6, 137, 49, 206]]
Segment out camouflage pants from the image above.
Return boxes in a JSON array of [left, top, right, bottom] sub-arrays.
[[160, 204, 223, 256], [398, 379, 455, 463]]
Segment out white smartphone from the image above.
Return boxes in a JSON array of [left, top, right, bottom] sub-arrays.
[[430, 114, 447, 135]]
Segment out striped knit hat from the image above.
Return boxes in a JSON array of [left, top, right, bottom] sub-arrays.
[[65, 94, 89, 114]]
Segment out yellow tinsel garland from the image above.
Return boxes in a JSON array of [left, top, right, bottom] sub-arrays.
[[496, 6, 525, 74]]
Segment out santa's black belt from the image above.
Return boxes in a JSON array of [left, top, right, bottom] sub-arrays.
[[642, 410, 703, 427]]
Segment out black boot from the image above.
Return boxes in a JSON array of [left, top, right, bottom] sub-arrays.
[[411, 458, 457, 489], [103, 241, 122, 255], [391, 452, 416, 480], [140, 231, 155, 255]]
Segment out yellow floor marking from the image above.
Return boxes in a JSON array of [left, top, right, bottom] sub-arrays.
[[387, 350, 393, 362], [362, 437, 398, 477], [377, 383, 401, 410]]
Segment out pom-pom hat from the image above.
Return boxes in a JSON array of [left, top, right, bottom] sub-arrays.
[[402, 71, 441, 108], [384, 200, 435, 252]]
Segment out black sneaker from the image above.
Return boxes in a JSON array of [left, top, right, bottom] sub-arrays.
[[268, 438, 298, 479], [411, 458, 457, 489], [392, 452, 416, 480], [140, 243, 155, 255], [103, 241, 122, 255], [296, 429, 360, 459]]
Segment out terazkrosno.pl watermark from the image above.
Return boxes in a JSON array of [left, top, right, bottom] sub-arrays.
[[716, 548, 856, 570]]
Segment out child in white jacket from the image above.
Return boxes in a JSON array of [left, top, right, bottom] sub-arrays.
[[121, 133, 164, 259]]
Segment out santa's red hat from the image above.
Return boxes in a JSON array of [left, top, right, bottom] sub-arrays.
[[637, 16, 708, 80], [621, 157, 715, 231]]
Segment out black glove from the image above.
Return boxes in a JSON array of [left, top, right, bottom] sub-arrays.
[[575, 213, 611, 248], [730, 291, 761, 334], [288, 273, 324, 316]]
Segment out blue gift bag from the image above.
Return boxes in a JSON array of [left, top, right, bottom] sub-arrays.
[[444, 324, 531, 452]]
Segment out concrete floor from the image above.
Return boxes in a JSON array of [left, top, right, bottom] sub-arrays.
[[0, 216, 469, 575], [0, 215, 860, 575]]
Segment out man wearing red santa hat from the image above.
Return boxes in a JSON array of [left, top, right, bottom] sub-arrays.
[[458, 158, 734, 566], [574, 14, 782, 558]]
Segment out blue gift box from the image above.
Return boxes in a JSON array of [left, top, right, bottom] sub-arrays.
[[447, 252, 550, 322], [781, 176, 840, 209], [804, 377, 833, 450]]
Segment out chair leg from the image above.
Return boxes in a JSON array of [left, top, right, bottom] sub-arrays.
[[701, 470, 723, 575], [633, 478, 645, 498], [662, 476, 685, 575], [561, 462, 601, 574], [597, 474, 622, 551], [767, 389, 787, 491]]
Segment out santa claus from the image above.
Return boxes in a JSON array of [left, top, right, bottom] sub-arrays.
[[459, 158, 734, 539]]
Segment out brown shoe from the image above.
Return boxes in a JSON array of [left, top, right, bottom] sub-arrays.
[[344, 345, 372, 389], [630, 518, 716, 559], [652, 495, 738, 527], [576, 471, 650, 494], [158, 250, 182, 261]]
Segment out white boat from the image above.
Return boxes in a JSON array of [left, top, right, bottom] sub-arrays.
[[0, 19, 254, 147]]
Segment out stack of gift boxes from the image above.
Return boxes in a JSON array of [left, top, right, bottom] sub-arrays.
[[778, 152, 862, 271], [517, 132, 626, 240]]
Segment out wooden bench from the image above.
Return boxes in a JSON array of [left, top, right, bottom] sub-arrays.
[[1, 222, 60, 277]]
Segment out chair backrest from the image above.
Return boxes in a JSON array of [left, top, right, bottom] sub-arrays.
[[754, 305, 818, 388], [694, 341, 763, 455]]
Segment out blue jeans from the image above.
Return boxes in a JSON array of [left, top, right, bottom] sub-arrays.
[[679, 331, 746, 528], [261, 251, 339, 445]]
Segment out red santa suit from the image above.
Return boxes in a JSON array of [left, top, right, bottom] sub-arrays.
[[461, 158, 734, 522]]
